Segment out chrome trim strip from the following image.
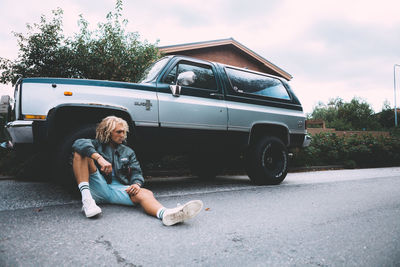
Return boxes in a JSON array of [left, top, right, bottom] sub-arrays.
[[227, 126, 250, 132], [160, 122, 227, 130], [6, 121, 33, 127], [134, 121, 159, 127]]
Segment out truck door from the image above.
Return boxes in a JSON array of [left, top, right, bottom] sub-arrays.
[[157, 60, 227, 132]]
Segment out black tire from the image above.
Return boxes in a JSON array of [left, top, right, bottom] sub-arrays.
[[245, 136, 288, 185], [189, 151, 222, 180], [55, 124, 96, 186]]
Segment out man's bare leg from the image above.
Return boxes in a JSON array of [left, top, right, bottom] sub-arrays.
[[73, 152, 97, 184], [73, 152, 202, 224], [130, 189, 163, 217], [73, 152, 101, 217]]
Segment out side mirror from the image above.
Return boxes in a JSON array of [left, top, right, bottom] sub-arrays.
[[169, 71, 196, 97], [169, 84, 181, 97]]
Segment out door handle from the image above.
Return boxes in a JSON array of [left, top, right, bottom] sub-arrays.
[[210, 93, 224, 100]]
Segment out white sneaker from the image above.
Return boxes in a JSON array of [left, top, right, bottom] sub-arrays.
[[82, 198, 102, 218], [162, 200, 203, 226]]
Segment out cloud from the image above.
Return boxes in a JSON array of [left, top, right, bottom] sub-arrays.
[[1, 0, 400, 114], [310, 20, 400, 60]]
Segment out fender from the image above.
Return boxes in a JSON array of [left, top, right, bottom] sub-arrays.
[[248, 122, 290, 146], [46, 103, 135, 143]]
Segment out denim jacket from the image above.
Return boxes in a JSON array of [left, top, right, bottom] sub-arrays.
[[72, 139, 144, 186]]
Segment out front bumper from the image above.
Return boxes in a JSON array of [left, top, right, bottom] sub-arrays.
[[302, 134, 312, 147], [5, 120, 34, 144]]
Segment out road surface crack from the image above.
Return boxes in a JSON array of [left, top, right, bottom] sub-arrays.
[[95, 235, 139, 266]]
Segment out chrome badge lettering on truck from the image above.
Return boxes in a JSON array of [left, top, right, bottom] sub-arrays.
[[134, 100, 152, 110]]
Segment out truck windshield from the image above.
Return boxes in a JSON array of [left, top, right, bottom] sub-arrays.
[[139, 57, 171, 83]]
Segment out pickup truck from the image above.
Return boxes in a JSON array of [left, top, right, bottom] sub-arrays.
[[3, 55, 310, 185]]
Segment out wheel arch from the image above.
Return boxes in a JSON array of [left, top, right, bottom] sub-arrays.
[[248, 123, 289, 146], [46, 103, 135, 144]]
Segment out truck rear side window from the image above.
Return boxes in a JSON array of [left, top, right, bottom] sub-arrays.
[[226, 67, 290, 100]]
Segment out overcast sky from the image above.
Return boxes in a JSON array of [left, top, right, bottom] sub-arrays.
[[1, 0, 400, 114]]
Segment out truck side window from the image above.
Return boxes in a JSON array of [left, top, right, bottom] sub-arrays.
[[226, 67, 290, 100], [164, 65, 177, 85], [164, 62, 217, 91]]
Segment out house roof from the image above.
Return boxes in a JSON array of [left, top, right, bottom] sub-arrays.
[[158, 38, 292, 80]]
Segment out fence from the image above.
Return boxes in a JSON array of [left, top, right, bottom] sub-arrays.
[[306, 120, 390, 137]]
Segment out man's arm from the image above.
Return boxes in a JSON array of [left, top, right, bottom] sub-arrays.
[[73, 139, 112, 175], [92, 152, 112, 175], [124, 149, 144, 196], [128, 150, 145, 186], [72, 139, 98, 158], [125, 183, 141, 196]]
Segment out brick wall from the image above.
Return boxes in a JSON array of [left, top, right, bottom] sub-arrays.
[[164, 45, 283, 77], [307, 128, 390, 137]]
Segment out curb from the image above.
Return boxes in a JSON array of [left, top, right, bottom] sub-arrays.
[[144, 165, 346, 178], [0, 166, 347, 180], [0, 176, 14, 180], [288, 165, 345, 172]]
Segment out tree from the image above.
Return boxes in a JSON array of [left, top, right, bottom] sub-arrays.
[[377, 101, 399, 128], [338, 97, 380, 130], [310, 98, 351, 130], [311, 98, 343, 123], [0, 0, 160, 85], [309, 97, 381, 130], [0, 8, 72, 84]]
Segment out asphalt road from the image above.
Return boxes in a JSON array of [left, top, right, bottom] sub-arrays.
[[1, 167, 400, 266]]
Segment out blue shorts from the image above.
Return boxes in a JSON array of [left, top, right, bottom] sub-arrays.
[[89, 170, 134, 206]]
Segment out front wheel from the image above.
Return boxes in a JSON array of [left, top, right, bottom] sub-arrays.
[[245, 136, 288, 185], [55, 124, 96, 186]]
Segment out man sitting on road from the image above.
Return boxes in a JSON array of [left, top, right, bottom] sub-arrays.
[[72, 116, 203, 226]]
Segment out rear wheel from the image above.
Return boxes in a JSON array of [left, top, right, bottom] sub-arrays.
[[245, 136, 288, 185], [55, 124, 96, 186]]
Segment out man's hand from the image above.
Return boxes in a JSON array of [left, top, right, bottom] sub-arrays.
[[98, 157, 112, 175], [125, 184, 141, 196]]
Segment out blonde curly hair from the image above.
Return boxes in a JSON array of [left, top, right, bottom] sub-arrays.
[[96, 116, 129, 143]]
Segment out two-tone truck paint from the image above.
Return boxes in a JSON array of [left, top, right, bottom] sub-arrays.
[[3, 55, 310, 185]]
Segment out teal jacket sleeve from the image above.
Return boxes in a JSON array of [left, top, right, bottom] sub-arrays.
[[72, 139, 98, 158], [128, 150, 145, 186]]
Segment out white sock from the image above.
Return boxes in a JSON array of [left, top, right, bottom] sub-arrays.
[[156, 207, 166, 219], [78, 182, 93, 202]]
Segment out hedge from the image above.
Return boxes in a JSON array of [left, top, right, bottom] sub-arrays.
[[290, 132, 400, 168]]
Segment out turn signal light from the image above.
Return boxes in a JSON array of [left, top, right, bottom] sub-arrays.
[[24, 115, 46, 120], [64, 91, 73, 96]]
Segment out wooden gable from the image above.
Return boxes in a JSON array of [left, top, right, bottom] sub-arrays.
[[159, 38, 292, 80]]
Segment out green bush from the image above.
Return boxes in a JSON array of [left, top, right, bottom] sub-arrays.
[[1, 0, 160, 86], [310, 97, 382, 131], [291, 132, 400, 168]]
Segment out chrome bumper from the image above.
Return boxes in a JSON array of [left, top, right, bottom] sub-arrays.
[[302, 134, 312, 147], [5, 120, 34, 144]]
